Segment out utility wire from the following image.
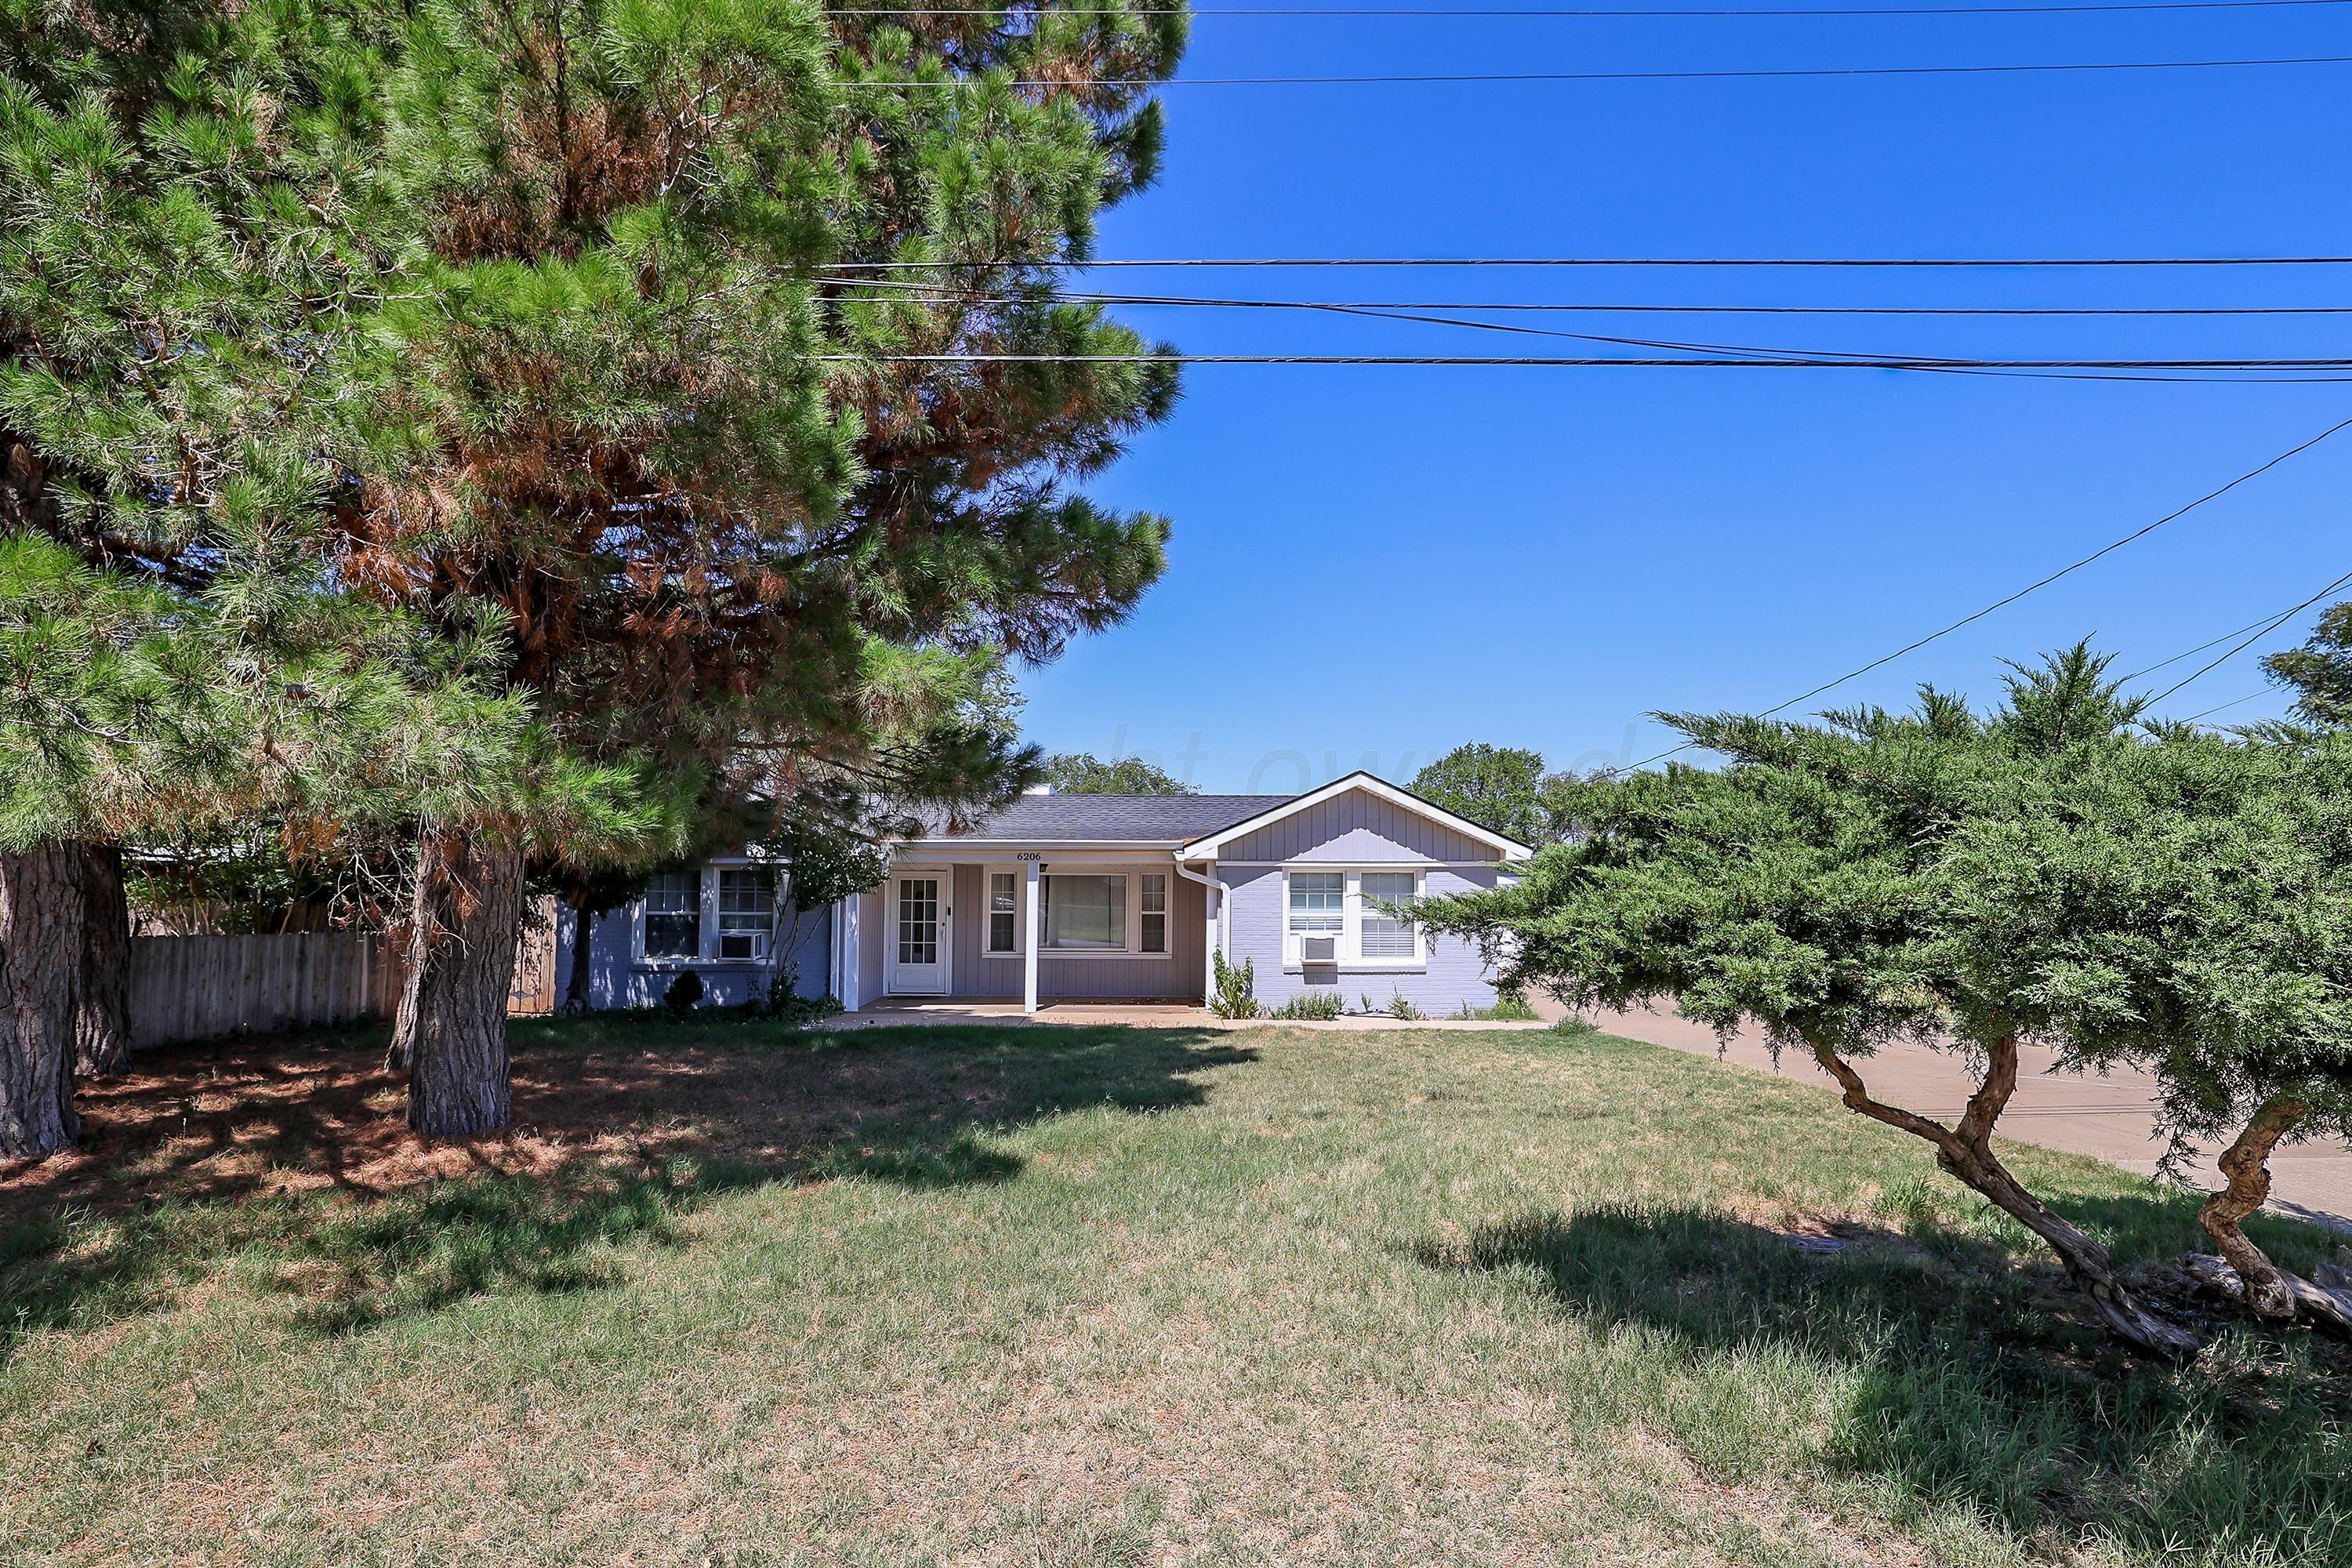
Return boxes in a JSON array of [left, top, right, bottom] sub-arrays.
[[833, 281, 2352, 316], [838, 53, 2352, 85], [829, 351, 2352, 368], [816, 255, 2352, 269], [2143, 568, 2352, 706], [2122, 593, 2340, 680], [826, 0, 2352, 13], [2179, 689, 2273, 724], [1617, 416, 2352, 769]]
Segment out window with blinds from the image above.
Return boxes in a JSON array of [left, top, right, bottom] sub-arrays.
[[1288, 873, 1344, 936], [1359, 872, 1417, 959]]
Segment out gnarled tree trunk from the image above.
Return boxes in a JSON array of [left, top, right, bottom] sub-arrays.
[[1812, 1034, 2199, 1357], [75, 843, 132, 1076], [2199, 1094, 2304, 1320], [393, 827, 525, 1138], [2180, 1095, 2352, 1333], [1, 844, 83, 1161]]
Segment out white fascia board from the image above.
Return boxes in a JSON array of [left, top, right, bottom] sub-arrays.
[[1180, 771, 1534, 862]]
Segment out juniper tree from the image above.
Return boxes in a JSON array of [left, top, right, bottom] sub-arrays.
[[1417, 651, 2208, 1355], [330, 0, 1185, 1134], [1942, 728, 2352, 1330]]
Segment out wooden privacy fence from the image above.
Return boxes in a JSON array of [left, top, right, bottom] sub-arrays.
[[128, 895, 561, 1048], [129, 931, 408, 1048]]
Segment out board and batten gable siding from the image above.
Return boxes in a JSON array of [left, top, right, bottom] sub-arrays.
[[1217, 789, 1491, 865], [946, 862, 1205, 1000], [1222, 862, 1507, 1013]]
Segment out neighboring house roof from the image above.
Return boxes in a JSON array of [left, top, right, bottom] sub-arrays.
[[901, 771, 1534, 861], [909, 793, 1294, 844]]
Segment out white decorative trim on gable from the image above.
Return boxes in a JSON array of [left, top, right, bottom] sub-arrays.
[[1179, 771, 1534, 863]]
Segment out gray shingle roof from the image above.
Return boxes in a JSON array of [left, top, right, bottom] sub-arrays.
[[914, 793, 1296, 844]]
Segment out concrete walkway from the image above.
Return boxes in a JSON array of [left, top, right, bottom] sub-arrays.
[[1585, 1005, 2352, 1231]]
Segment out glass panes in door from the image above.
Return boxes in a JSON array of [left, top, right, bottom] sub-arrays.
[[897, 877, 940, 965]]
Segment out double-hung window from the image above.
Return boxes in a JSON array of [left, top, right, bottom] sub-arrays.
[[1358, 872, 1418, 959], [1139, 873, 1167, 953], [716, 868, 775, 960], [1288, 872, 1345, 958], [988, 872, 1018, 954], [643, 871, 701, 960]]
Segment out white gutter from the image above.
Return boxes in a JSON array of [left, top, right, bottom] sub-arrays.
[[1172, 856, 1229, 1009]]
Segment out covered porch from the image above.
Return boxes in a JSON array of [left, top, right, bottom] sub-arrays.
[[837, 855, 1211, 1012]]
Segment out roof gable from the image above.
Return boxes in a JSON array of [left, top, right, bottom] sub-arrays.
[[1181, 772, 1533, 862]]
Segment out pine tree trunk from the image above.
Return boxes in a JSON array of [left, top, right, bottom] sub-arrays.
[[1811, 1036, 2198, 1357], [0, 844, 83, 1162], [394, 828, 524, 1138], [75, 843, 132, 1077]]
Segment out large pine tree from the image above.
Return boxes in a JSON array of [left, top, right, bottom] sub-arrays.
[[331, 0, 1187, 1134]]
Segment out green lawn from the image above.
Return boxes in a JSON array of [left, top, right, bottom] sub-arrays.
[[3, 1019, 2347, 1566]]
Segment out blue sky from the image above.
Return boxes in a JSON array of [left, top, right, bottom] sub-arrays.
[[1013, 5, 2352, 792]]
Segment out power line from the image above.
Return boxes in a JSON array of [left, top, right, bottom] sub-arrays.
[[829, 351, 2352, 368], [840, 53, 2352, 85], [825, 0, 2352, 13], [1617, 415, 2352, 769], [840, 292, 2347, 363], [2143, 568, 2352, 705], [2179, 689, 2273, 724], [817, 254, 2352, 270], [2122, 594, 2339, 680], [833, 281, 2352, 316]]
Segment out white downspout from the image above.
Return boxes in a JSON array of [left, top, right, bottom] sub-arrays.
[[1174, 858, 1228, 1008]]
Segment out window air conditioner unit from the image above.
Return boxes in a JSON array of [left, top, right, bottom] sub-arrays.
[[719, 930, 769, 961], [1300, 935, 1338, 964]]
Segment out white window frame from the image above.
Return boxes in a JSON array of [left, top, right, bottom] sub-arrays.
[[633, 858, 786, 967], [987, 864, 1171, 960], [985, 867, 1021, 955], [1282, 866, 1427, 971]]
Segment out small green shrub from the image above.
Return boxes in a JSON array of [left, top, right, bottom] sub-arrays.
[[1384, 986, 1421, 1021], [763, 966, 842, 1025], [1210, 952, 1261, 1019], [1480, 991, 1539, 1022], [1270, 989, 1343, 1021], [662, 970, 705, 1016], [1549, 1014, 1600, 1040]]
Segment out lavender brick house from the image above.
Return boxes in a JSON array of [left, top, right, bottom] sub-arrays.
[[556, 771, 1532, 1014]]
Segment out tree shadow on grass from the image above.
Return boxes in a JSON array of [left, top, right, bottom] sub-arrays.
[[1420, 1203, 2352, 1564], [0, 1022, 1252, 1347]]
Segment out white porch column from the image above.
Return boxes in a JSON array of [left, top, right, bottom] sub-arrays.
[[1022, 859, 1041, 1014]]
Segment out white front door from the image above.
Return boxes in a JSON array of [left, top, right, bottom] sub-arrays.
[[886, 873, 949, 995]]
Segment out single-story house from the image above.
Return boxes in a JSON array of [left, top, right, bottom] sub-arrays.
[[554, 771, 1533, 1015]]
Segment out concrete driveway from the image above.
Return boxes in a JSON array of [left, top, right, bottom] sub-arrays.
[[1581, 1004, 2352, 1232]]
